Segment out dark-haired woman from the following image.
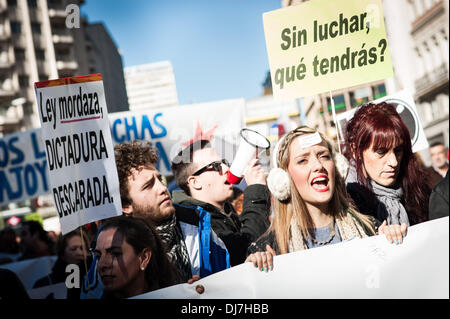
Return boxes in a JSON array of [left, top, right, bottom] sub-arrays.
[[94, 216, 178, 299], [33, 229, 90, 299], [344, 102, 430, 226]]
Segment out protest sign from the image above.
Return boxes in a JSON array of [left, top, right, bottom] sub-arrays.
[[34, 74, 122, 234], [134, 217, 449, 299], [263, 0, 393, 99], [336, 90, 429, 153], [1, 99, 244, 207], [0, 129, 48, 206], [108, 99, 245, 175]]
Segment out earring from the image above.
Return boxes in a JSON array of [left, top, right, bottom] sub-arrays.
[[140, 267, 145, 271]]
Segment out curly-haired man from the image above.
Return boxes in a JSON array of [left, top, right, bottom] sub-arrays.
[[114, 140, 230, 282]]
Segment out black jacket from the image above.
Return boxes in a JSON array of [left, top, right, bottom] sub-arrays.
[[429, 171, 449, 220], [33, 257, 88, 299], [172, 184, 271, 266]]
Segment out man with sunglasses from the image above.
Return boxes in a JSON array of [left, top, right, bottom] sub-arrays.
[[171, 140, 271, 266], [113, 141, 230, 282]]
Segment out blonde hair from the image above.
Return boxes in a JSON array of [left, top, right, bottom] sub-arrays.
[[271, 126, 375, 254]]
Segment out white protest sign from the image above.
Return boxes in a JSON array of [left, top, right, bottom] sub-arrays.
[[34, 74, 122, 234], [133, 217, 449, 299], [0, 129, 48, 206], [336, 90, 429, 153], [108, 99, 245, 175], [0, 99, 245, 207]]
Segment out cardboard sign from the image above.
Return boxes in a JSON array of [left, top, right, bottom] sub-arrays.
[[0, 129, 48, 206], [263, 0, 393, 98], [34, 74, 122, 234], [336, 90, 429, 153]]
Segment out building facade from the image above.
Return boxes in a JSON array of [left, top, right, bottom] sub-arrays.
[[124, 61, 179, 111], [0, 0, 128, 137]]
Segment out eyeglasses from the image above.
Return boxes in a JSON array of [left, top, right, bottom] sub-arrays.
[[192, 159, 230, 176]]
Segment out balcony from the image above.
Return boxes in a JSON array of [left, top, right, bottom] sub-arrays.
[[0, 29, 10, 42], [415, 63, 449, 100], [411, 1, 445, 35], [0, 89, 16, 106], [56, 60, 78, 71], [0, 104, 24, 127], [48, 8, 67, 22], [33, 34, 47, 48], [0, 59, 13, 70], [52, 32, 74, 46], [11, 34, 27, 47]]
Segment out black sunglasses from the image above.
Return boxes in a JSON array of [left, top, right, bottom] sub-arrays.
[[192, 159, 230, 176]]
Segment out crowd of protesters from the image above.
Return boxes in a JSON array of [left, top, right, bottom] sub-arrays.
[[0, 101, 448, 299]]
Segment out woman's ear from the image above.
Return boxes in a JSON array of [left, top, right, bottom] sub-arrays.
[[139, 248, 152, 270]]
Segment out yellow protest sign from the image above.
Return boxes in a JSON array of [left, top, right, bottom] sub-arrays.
[[263, 0, 393, 99]]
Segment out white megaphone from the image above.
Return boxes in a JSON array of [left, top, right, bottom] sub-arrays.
[[227, 128, 270, 184]]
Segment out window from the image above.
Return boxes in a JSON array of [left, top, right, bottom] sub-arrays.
[[373, 84, 386, 100], [431, 99, 440, 121], [27, 0, 37, 8], [7, 0, 17, 7], [14, 48, 26, 61], [10, 22, 21, 34], [350, 87, 371, 107], [35, 49, 45, 60], [31, 23, 41, 34], [326, 95, 346, 113], [19, 75, 29, 88]]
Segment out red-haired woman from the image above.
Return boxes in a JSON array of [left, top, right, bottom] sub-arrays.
[[344, 102, 430, 226]]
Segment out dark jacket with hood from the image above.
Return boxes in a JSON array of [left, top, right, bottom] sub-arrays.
[[429, 170, 449, 220], [172, 184, 271, 266]]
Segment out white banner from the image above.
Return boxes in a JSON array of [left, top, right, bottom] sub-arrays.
[[134, 217, 449, 299], [35, 75, 122, 234], [108, 99, 245, 175], [0, 129, 48, 206], [1, 99, 245, 207]]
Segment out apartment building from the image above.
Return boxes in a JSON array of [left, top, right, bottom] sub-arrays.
[[0, 0, 128, 137]]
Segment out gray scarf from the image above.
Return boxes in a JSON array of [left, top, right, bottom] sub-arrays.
[[370, 181, 410, 226], [346, 164, 409, 226], [156, 214, 192, 282]]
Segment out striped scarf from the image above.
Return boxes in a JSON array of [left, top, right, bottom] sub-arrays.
[[156, 214, 192, 282]]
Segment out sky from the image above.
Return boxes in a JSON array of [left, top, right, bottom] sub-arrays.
[[81, 0, 282, 105]]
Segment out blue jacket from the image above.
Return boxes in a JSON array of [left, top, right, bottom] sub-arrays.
[[174, 203, 230, 278]]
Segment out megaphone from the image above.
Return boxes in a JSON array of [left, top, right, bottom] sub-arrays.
[[227, 128, 270, 184]]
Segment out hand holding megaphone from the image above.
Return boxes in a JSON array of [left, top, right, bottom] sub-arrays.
[[227, 129, 270, 185], [243, 158, 268, 186]]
